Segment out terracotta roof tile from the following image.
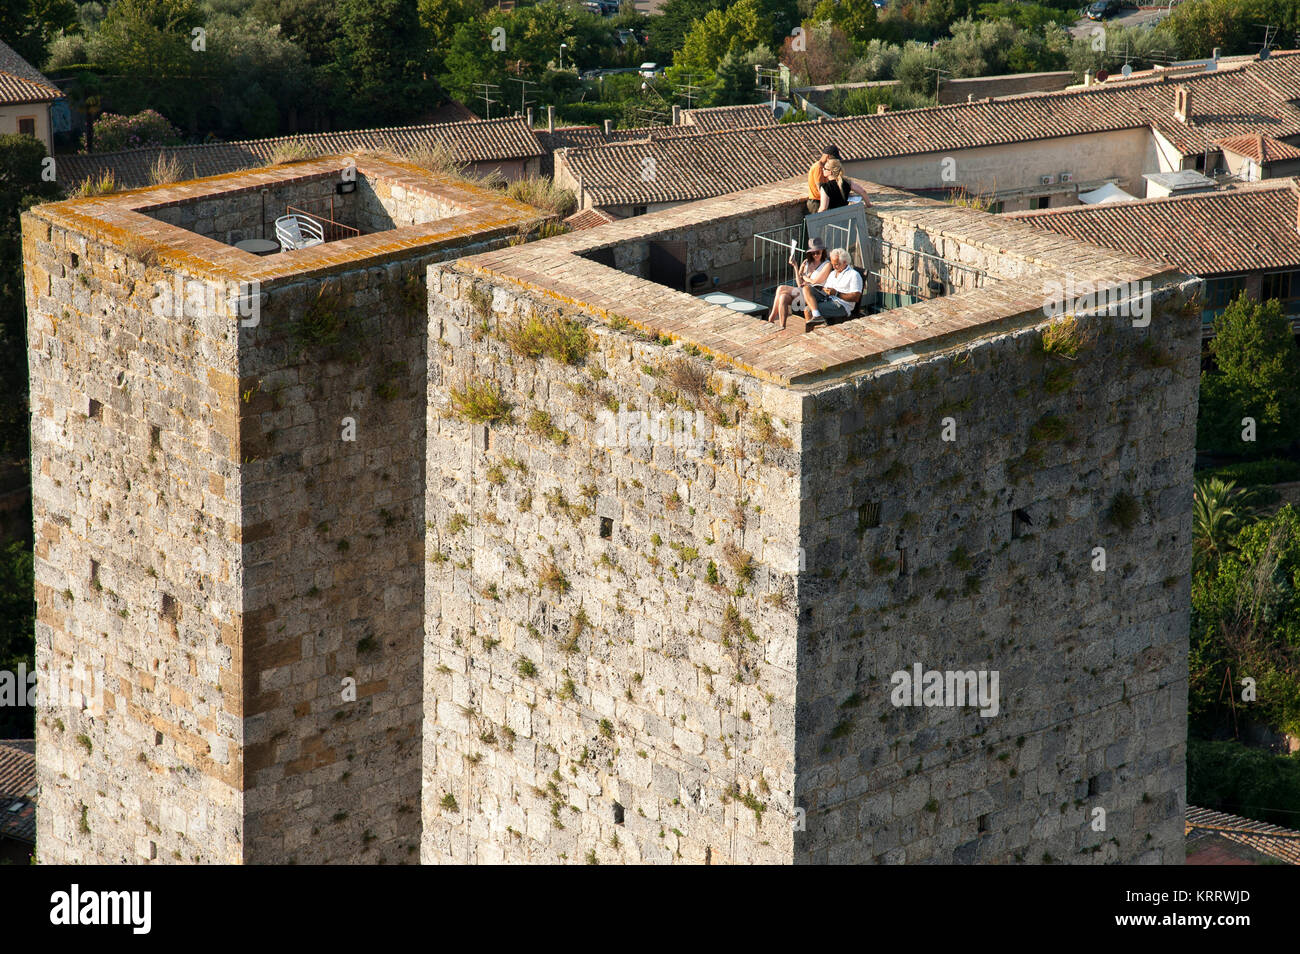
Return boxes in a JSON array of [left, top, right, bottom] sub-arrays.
[[1186, 805, 1300, 865], [0, 740, 35, 798], [563, 207, 619, 230], [562, 54, 1300, 207], [1216, 134, 1300, 162], [682, 104, 778, 132], [56, 116, 544, 191], [1009, 179, 1300, 276]]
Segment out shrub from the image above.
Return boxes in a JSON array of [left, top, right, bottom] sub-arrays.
[[149, 151, 185, 185], [501, 313, 590, 365], [1188, 739, 1300, 829], [1040, 315, 1086, 360], [504, 176, 577, 217], [91, 110, 182, 153], [450, 380, 512, 425], [1198, 457, 1300, 488]]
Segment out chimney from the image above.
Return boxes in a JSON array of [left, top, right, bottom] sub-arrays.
[[1174, 86, 1191, 124], [671, 105, 681, 125], [1212, 47, 1221, 61], [604, 119, 613, 135], [547, 105, 555, 133], [526, 107, 534, 127], [1083, 70, 1092, 87], [967, 93, 974, 103], [876, 104, 888, 114]]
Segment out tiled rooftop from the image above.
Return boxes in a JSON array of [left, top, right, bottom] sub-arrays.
[[1216, 134, 1300, 163], [0, 740, 34, 797], [0, 37, 60, 106], [452, 176, 1182, 387], [1186, 805, 1300, 865], [560, 54, 1300, 208], [55, 115, 545, 191], [27, 153, 547, 285], [1010, 179, 1300, 276]]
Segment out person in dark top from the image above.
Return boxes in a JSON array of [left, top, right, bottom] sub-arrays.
[[816, 158, 872, 213]]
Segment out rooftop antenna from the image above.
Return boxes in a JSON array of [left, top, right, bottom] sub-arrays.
[[1251, 23, 1278, 59], [926, 66, 951, 106], [473, 82, 501, 119], [673, 72, 704, 109], [506, 77, 537, 117]]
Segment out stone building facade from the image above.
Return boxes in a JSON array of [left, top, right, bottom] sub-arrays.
[[26, 166, 1198, 864], [23, 154, 547, 863], [421, 179, 1198, 864]]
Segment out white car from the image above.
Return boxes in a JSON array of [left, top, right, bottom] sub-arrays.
[[639, 62, 663, 78]]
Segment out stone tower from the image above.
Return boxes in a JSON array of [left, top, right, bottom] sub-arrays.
[[23, 154, 545, 863], [420, 180, 1199, 864]]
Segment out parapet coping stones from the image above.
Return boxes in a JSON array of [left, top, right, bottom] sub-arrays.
[[24, 152, 547, 286], [449, 176, 1188, 388]]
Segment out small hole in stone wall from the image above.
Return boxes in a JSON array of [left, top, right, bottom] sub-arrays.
[[161, 593, 178, 621], [612, 802, 624, 825], [70, 253, 78, 268], [705, 845, 712, 865], [599, 516, 613, 539], [154, 731, 163, 746], [88, 398, 102, 420], [1011, 508, 1032, 540], [151, 425, 161, 448], [978, 813, 990, 833], [1087, 775, 1100, 797], [858, 501, 881, 530], [90, 559, 99, 584]]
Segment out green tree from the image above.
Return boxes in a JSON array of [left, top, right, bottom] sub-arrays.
[[711, 44, 775, 105], [0, 0, 77, 68], [810, 0, 876, 42], [0, 134, 60, 464], [671, 0, 772, 84], [334, 0, 436, 125], [1198, 295, 1300, 458], [649, 0, 727, 61], [894, 40, 943, 97], [1190, 506, 1300, 739], [1167, 0, 1300, 59], [1193, 476, 1257, 572], [91, 0, 202, 125]]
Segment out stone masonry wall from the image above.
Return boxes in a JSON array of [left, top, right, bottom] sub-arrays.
[[422, 263, 808, 864], [142, 172, 355, 245], [792, 285, 1201, 864], [235, 230, 537, 864], [24, 214, 246, 864]]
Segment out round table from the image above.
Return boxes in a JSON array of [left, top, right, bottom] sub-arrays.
[[235, 238, 280, 257]]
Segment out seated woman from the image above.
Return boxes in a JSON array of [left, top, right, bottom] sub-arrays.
[[817, 159, 873, 212], [769, 237, 832, 324]]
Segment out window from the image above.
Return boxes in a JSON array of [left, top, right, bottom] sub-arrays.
[[1202, 275, 1247, 325], [1034, 196, 1051, 210], [17, 117, 35, 137], [1262, 270, 1300, 315], [631, 205, 647, 217], [987, 201, 1004, 214]]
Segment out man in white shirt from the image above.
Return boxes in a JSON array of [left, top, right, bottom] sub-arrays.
[[793, 247, 862, 327]]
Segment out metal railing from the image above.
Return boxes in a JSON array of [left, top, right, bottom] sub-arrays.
[[751, 223, 806, 308], [285, 202, 360, 243]]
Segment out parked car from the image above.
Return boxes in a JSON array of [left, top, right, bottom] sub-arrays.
[[639, 62, 663, 78], [1086, 0, 1121, 20]]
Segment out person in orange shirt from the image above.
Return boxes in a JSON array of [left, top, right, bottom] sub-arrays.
[[807, 145, 841, 212]]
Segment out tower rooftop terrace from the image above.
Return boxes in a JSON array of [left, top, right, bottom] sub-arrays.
[[26, 153, 544, 286], [452, 177, 1185, 386]]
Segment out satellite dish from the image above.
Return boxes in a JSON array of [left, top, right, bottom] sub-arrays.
[[1095, 70, 1109, 82], [1259, 47, 1271, 60], [1121, 63, 1133, 77]]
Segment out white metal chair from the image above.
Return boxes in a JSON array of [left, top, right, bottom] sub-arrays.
[[275, 214, 325, 252]]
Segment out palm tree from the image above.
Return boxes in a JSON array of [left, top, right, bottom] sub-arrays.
[[1193, 477, 1258, 571]]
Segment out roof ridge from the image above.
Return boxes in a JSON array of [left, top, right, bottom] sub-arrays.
[[72, 114, 535, 163], [1009, 180, 1295, 218]]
